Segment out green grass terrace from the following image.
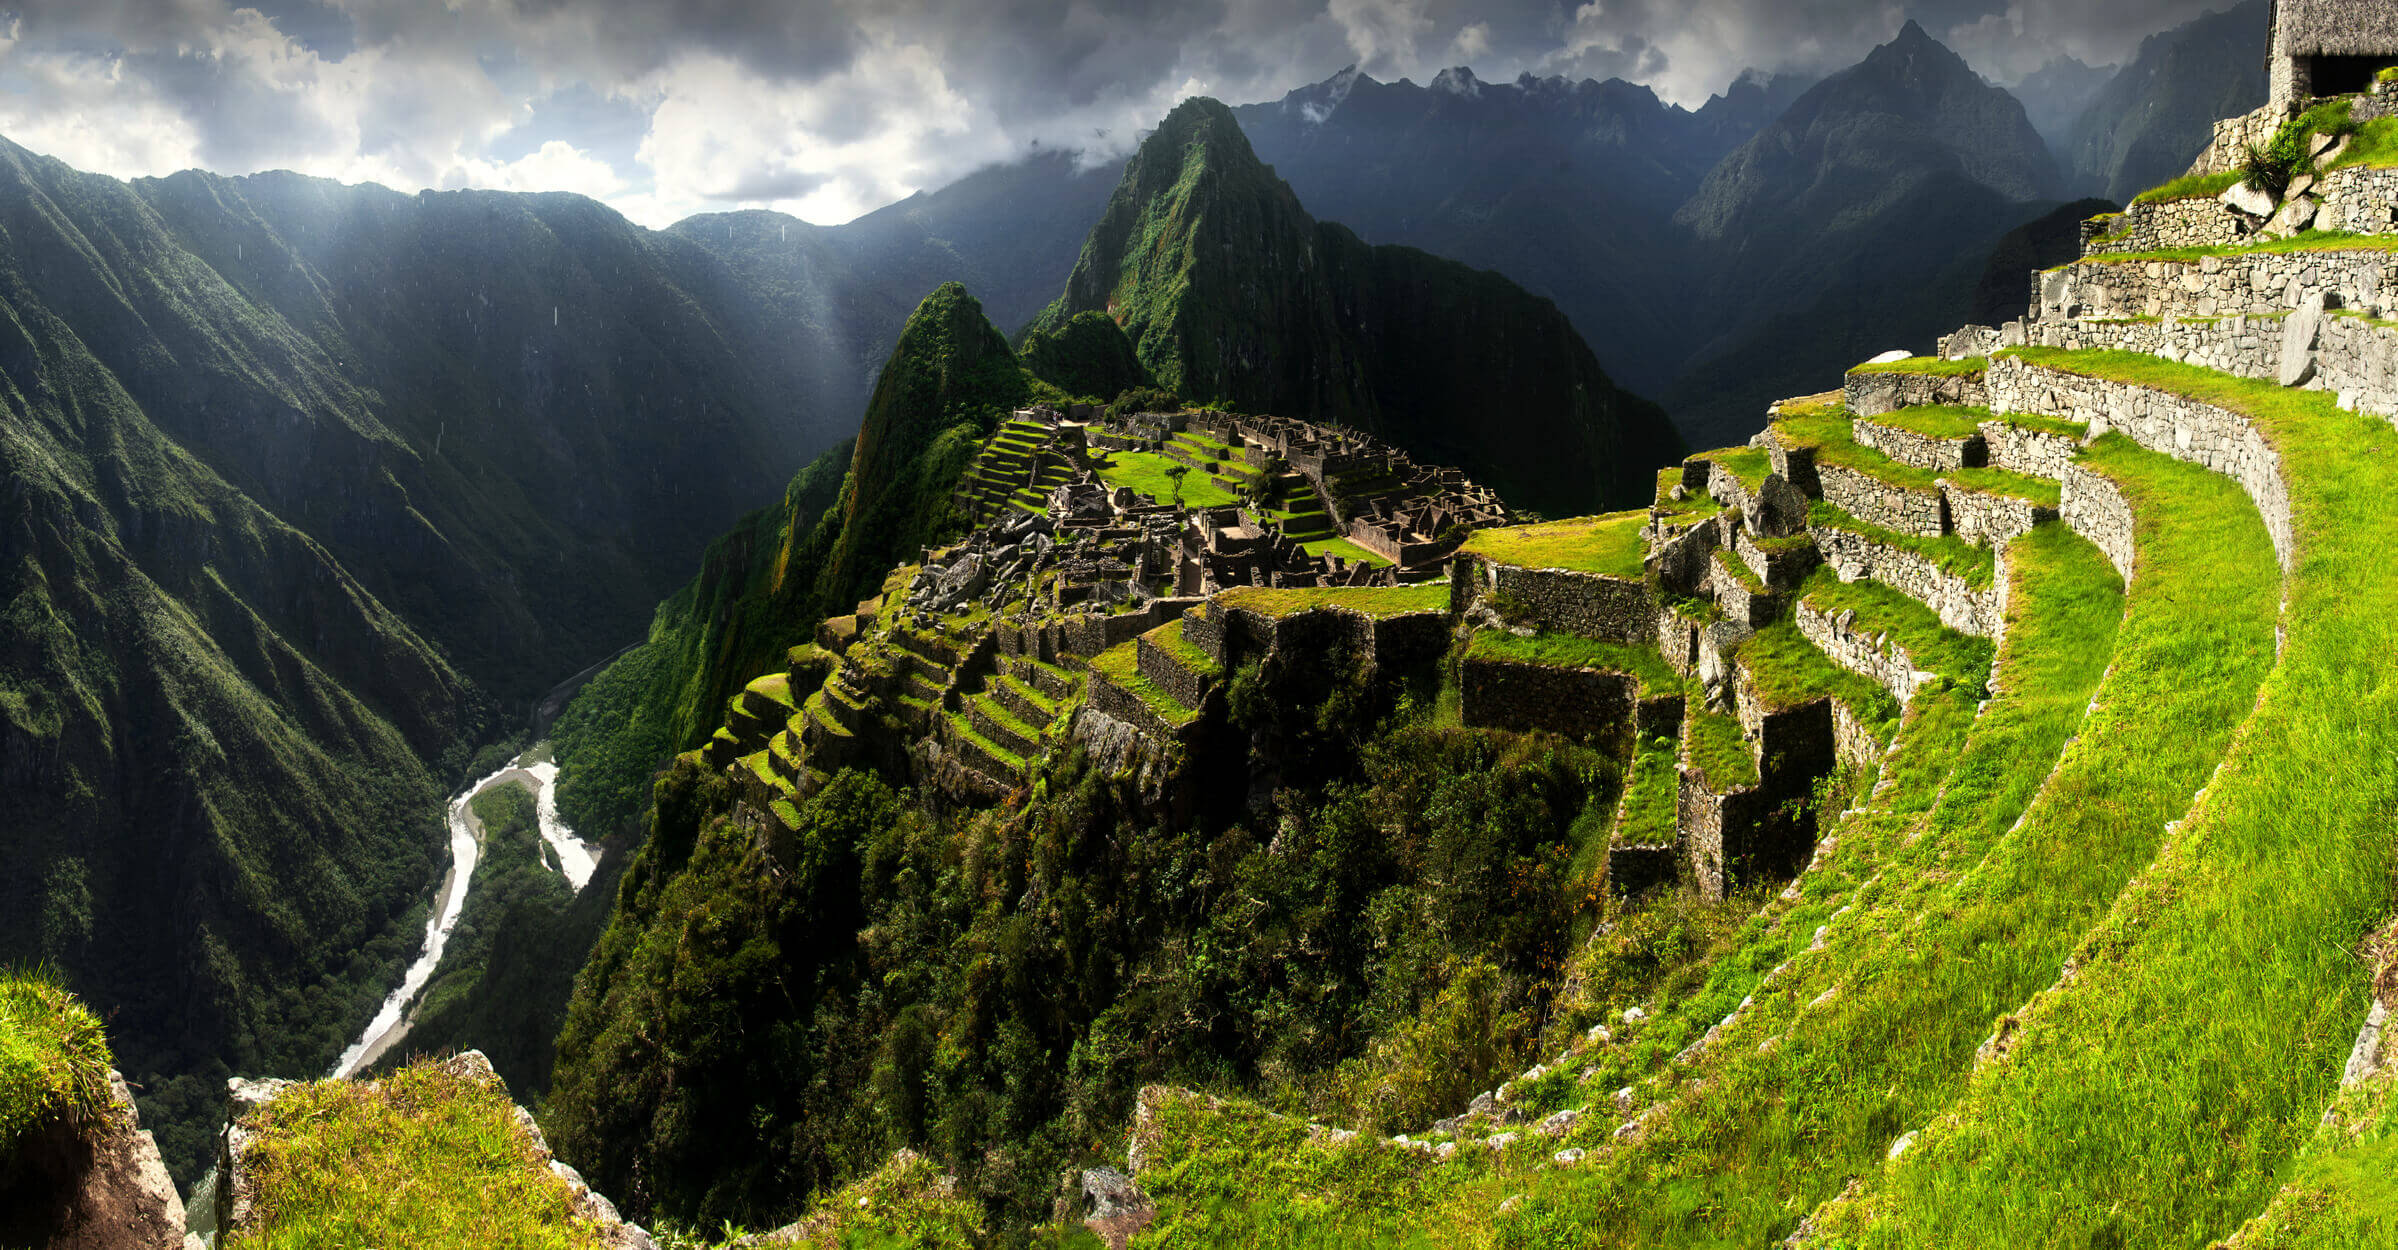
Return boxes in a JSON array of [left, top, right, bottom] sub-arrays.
[[1464, 630, 1679, 696], [1459, 511, 1647, 579], [1214, 583, 1451, 620]]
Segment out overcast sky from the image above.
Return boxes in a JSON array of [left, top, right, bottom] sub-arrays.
[[0, 0, 2236, 228]]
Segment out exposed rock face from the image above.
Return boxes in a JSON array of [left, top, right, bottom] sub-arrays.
[[0, 1071, 186, 1249]]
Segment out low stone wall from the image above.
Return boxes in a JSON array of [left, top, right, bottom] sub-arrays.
[[2041, 249, 2398, 324], [2059, 463, 2138, 582], [1809, 523, 2008, 639], [1989, 356, 2294, 571], [1979, 418, 2086, 480], [1214, 604, 1451, 676], [1708, 552, 1782, 628], [1734, 526, 1820, 591], [1608, 842, 1679, 897], [1832, 700, 1885, 774], [1087, 669, 1191, 743], [948, 716, 1029, 781], [1844, 368, 1989, 416], [1943, 483, 2054, 549], [1795, 598, 1922, 703], [2083, 196, 2250, 257], [2315, 165, 2398, 236], [1137, 633, 1212, 710], [2027, 309, 2398, 421], [1678, 769, 1770, 902], [1704, 460, 1761, 520], [1817, 462, 1947, 538], [1181, 603, 1227, 664], [2188, 103, 2284, 178], [1487, 564, 1656, 642], [1657, 609, 1700, 675], [1852, 414, 1983, 471], [1461, 658, 1642, 740]]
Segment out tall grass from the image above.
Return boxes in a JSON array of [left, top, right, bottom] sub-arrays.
[[0, 970, 113, 1158], [1836, 352, 2398, 1244]]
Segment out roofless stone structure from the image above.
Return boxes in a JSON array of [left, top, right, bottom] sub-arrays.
[[2270, 0, 2398, 109]]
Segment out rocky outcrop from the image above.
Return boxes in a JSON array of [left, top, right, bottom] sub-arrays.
[[205, 1052, 653, 1250], [0, 1071, 186, 1250]]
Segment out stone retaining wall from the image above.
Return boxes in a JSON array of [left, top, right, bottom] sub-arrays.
[[1137, 634, 1212, 710], [1486, 564, 1656, 642], [2316, 165, 2398, 236], [2059, 463, 2138, 582], [2041, 250, 2398, 323], [1794, 598, 1923, 703], [1808, 523, 2008, 639], [1215, 605, 1452, 676], [2026, 310, 2398, 421], [1608, 843, 1680, 897], [1734, 526, 1820, 591], [946, 717, 1028, 782], [2189, 104, 2285, 178], [1461, 659, 1642, 740], [1678, 769, 1770, 901], [2083, 197, 2250, 256], [1989, 356, 2294, 571], [1087, 670, 1191, 743], [1832, 700, 1885, 774], [1943, 483, 2054, 548], [1844, 368, 1990, 416], [1817, 462, 1948, 537], [1648, 513, 1723, 598], [1979, 419, 2084, 479], [969, 701, 1041, 759], [1852, 415, 1983, 471], [1708, 552, 1781, 628]]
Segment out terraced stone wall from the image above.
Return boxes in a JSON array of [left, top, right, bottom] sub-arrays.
[[1732, 528, 1819, 590], [2045, 251, 2398, 322], [1809, 524, 2009, 639], [2083, 198, 2251, 256], [1851, 416, 1982, 470], [1137, 634, 1212, 709], [1980, 419, 2084, 478], [2027, 309, 2398, 419], [1990, 357, 2295, 569], [1678, 771, 1773, 901], [1946, 486, 2054, 548], [1830, 699, 1885, 774], [1486, 564, 1656, 642], [2315, 165, 2398, 235], [1816, 463, 1947, 537], [2059, 461, 2139, 581], [1087, 669, 1193, 742], [1794, 599, 1923, 703], [1844, 369, 1990, 416], [1460, 660, 1643, 740]]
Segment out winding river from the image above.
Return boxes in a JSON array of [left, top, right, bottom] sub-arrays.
[[327, 745, 601, 1079]]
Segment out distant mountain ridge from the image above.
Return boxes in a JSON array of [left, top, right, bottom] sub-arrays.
[[2059, 0, 2270, 203]]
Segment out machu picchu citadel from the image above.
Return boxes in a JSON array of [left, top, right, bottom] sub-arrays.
[[667, 22, 2398, 1241], [27, 4, 2398, 1247]]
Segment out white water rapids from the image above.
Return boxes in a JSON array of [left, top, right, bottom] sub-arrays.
[[327, 745, 601, 1078]]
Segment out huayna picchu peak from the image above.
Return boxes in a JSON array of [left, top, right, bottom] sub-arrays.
[[1028, 96, 1684, 518], [11, 5, 2398, 1247]]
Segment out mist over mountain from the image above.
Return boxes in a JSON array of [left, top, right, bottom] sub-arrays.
[[2060, 0, 2270, 203], [2013, 56, 2122, 155]]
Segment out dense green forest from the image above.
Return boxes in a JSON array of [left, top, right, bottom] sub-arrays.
[[545, 638, 1629, 1231]]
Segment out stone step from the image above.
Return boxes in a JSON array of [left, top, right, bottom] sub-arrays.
[[1732, 525, 1820, 592], [1805, 507, 2006, 639], [1850, 406, 1989, 471], [992, 675, 1059, 727], [968, 695, 1043, 759], [1976, 412, 2091, 480], [1708, 549, 1785, 629], [1842, 358, 1991, 416], [1940, 472, 2061, 549], [944, 713, 1027, 786]]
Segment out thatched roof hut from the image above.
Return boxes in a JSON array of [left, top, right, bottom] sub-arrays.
[[2271, 0, 2398, 108]]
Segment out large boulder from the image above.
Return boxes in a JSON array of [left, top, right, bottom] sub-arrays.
[[0, 1070, 187, 1250], [2281, 292, 2326, 387]]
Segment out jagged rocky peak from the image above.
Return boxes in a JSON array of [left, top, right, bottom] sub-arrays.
[[1429, 65, 1484, 98]]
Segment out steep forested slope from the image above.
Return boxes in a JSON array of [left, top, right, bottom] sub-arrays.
[[1027, 97, 1682, 515]]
